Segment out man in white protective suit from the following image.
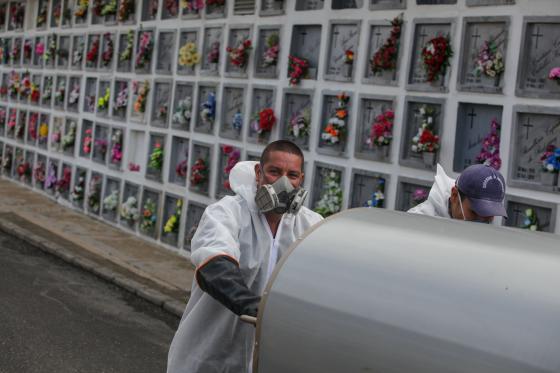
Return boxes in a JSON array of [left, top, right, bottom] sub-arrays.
[[408, 163, 508, 223], [167, 140, 323, 373]]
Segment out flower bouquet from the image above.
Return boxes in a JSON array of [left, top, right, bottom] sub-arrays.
[[172, 96, 192, 126], [200, 92, 216, 125], [23, 39, 32, 61], [62, 121, 77, 151], [97, 87, 110, 112], [37, 3, 48, 27], [475, 118, 501, 170], [119, 30, 134, 63], [540, 144, 560, 186], [54, 80, 66, 105], [522, 208, 539, 231], [39, 121, 49, 146], [135, 31, 153, 70], [28, 114, 38, 142], [321, 92, 349, 146], [178, 41, 200, 69], [8, 71, 20, 98], [86, 36, 100, 67], [44, 38, 57, 66], [190, 158, 208, 187], [207, 41, 220, 69], [101, 0, 117, 16], [364, 179, 386, 208], [262, 33, 279, 68], [111, 130, 123, 165], [288, 55, 309, 86], [227, 38, 252, 69], [103, 190, 119, 215], [101, 33, 114, 67], [411, 105, 439, 166], [30, 82, 41, 103], [68, 83, 80, 106], [120, 196, 140, 225], [16, 161, 31, 183], [6, 110, 16, 136], [132, 80, 149, 114], [473, 40, 505, 86], [180, 0, 204, 12], [87, 175, 102, 213], [51, 125, 62, 150], [548, 67, 560, 85], [314, 170, 343, 218], [175, 159, 188, 179], [34, 161, 46, 187], [342, 49, 354, 77], [72, 40, 84, 67], [82, 128, 93, 154], [74, 0, 89, 19], [44, 163, 58, 191], [148, 141, 164, 171], [288, 107, 311, 140], [411, 187, 429, 207], [117, 0, 135, 22], [141, 198, 157, 233], [55, 167, 72, 195], [366, 109, 394, 156], [164, 0, 179, 16], [114, 83, 128, 113], [94, 137, 108, 158], [10, 40, 20, 64], [42, 77, 53, 102], [164, 200, 182, 237], [221, 146, 240, 190], [70, 173, 86, 203], [250, 107, 276, 142], [421, 35, 453, 83], [1, 149, 12, 173], [371, 14, 403, 76]]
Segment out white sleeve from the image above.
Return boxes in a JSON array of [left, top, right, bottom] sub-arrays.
[[189, 199, 242, 269]]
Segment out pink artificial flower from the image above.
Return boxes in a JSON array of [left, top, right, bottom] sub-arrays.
[[35, 42, 45, 56]]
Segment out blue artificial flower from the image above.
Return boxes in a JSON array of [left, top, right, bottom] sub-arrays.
[[207, 92, 216, 117], [232, 111, 243, 131]]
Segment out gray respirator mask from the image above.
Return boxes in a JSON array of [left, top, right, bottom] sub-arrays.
[[255, 176, 308, 214]]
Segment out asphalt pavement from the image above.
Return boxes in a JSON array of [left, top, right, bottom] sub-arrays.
[[0, 231, 179, 373]]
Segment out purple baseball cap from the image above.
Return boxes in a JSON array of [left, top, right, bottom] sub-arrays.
[[456, 164, 508, 218]]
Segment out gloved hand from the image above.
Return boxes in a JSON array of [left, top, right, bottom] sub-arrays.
[[196, 255, 261, 317]]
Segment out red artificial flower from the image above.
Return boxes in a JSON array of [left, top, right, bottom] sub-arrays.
[[258, 108, 276, 131]]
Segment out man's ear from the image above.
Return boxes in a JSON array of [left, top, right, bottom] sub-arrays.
[[254, 163, 261, 184], [450, 186, 458, 202]]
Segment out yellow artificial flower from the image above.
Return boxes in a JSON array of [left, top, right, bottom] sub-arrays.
[[185, 42, 196, 53], [191, 52, 201, 64], [184, 56, 193, 66], [39, 123, 49, 137]]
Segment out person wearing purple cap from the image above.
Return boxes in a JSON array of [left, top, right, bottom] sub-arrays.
[[408, 163, 508, 223]]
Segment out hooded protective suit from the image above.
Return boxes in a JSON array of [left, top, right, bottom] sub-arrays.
[[407, 164, 455, 218], [167, 161, 323, 373]]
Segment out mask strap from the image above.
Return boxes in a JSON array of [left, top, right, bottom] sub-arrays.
[[457, 188, 466, 221]]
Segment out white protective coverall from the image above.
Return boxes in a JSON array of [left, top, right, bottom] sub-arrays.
[[167, 161, 323, 373], [407, 164, 456, 218]]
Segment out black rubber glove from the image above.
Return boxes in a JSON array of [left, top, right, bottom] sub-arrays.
[[196, 255, 261, 317]]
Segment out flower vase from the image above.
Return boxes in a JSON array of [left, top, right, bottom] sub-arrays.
[[422, 152, 435, 166], [494, 75, 501, 88], [165, 232, 178, 246], [541, 172, 558, 187], [376, 145, 390, 158], [343, 63, 352, 78]]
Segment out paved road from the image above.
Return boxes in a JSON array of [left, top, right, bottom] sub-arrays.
[[0, 232, 180, 373]]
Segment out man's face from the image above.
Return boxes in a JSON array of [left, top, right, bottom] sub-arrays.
[[450, 186, 494, 223], [255, 151, 304, 189]]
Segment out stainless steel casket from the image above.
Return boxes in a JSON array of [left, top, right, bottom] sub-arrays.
[[253, 208, 560, 373]]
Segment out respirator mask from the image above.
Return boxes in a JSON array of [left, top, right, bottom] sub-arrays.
[[255, 176, 308, 214]]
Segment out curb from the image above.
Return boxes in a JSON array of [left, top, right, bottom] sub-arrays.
[[0, 217, 186, 318]]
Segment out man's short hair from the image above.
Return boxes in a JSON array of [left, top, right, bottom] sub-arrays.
[[260, 140, 304, 172]]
